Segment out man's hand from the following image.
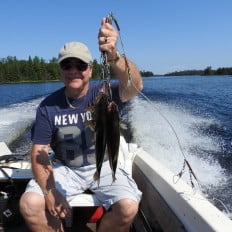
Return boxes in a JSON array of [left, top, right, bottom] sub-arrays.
[[98, 17, 143, 102], [44, 188, 71, 219], [98, 18, 118, 61]]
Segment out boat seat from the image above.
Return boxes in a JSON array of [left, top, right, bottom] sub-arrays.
[[0, 142, 12, 156], [65, 192, 105, 227]]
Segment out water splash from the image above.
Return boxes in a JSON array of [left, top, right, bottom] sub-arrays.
[[0, 98, 43, 144], [129, 97, 227, 187]]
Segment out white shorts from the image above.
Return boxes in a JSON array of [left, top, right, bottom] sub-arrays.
[[25, 160, 142, 210]]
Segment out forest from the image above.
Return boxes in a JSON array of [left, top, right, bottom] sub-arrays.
[[0, 56, 154, 83]]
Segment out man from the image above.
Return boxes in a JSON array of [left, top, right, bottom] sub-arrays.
[[20, 18, 143, 232]]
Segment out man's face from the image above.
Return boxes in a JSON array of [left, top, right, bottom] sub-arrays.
[[59, 58, 92, 91]]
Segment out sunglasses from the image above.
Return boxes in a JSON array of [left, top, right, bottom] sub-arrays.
[[60, 58, 89, 71]]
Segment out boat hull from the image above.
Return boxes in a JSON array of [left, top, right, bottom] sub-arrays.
[[133, 149, 232, 232]]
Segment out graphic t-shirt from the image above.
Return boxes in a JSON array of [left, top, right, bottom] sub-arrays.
[[32, 81, 125, 167]]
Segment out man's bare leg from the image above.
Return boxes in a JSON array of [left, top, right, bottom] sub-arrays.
[[20, 192, 64, 232], [98, 199, 138, 232]]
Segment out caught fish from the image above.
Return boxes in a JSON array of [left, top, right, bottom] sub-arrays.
[[87, 81, 120, 183], [106, 101, 120, 182], [93, 92, 108, 182]]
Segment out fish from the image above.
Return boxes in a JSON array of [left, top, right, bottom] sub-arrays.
[[106, 101, 120, 182], [86, 81, 120, 184], [93, 92, 108, 182]]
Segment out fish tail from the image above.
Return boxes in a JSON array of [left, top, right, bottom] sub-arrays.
[[109, 155, 116, 182], [112, 172, 117, 182]]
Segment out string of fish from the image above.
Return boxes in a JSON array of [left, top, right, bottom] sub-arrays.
[[91, 13, 121, 184], [98, 13, 198, 190]]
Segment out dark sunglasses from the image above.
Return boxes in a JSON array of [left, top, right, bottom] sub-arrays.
[[60, 58, 89, 71]]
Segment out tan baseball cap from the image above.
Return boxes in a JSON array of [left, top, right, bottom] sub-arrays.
[[58, 41, 93, 64]]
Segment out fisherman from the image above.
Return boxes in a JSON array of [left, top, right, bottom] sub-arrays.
[[19, 17, 143, 232]]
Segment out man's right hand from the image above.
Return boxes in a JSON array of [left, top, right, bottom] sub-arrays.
[[44, 188, 71, 219]]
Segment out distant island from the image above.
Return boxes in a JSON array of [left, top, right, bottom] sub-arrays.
[[133, 66, 232, 78], [0, 56, 155, 83], [164, 66, 232, 76]]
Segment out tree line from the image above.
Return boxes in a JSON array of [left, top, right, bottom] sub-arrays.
[[140, 70, 154, 77], [0, 56, 102, 83], [0, 56, 154, 83], [165, 66, 232, 76]]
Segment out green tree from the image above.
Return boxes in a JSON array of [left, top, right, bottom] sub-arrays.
[[140, 70, 154, 77], [92, 59, 101, 79], [204, 66, 213, 75]]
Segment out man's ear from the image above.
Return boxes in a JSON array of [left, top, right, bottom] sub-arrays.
[[89, 66, 93, 79]]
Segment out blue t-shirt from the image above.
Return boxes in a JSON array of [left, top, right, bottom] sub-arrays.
[[32, 81, 125, 168]]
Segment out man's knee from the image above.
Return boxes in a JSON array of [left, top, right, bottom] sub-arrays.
[[20, 192, 45, 217], [113, 199, 139, 224]]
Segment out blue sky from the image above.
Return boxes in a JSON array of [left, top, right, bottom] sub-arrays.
[[1, 0, 231, 74]]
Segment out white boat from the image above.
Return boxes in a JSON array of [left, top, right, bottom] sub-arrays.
[[1, 138, 232, 232]]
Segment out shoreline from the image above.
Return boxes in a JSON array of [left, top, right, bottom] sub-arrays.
[[0, 80, 62, 85]]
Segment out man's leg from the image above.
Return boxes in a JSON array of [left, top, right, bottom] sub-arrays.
[[20, 192, 64, 232], [98, 199, 138, 232]]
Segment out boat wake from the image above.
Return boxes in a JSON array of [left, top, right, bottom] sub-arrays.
[[128, 97, 232, 217], [0, 98, 43, 145]]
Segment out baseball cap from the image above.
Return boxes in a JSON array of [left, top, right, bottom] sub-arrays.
[[58, 42, 93, 64]]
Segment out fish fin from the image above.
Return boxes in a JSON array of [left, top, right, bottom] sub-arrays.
[[93, 172, 100, 187], [110, 175, 117, 185], [93, 171, 99, 181], [85, 119, 95, 131], [119, 122, 127, 130]]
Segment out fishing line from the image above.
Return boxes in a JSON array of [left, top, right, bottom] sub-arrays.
[[133, 81, 199, 189], [108, 12, 199, 188]]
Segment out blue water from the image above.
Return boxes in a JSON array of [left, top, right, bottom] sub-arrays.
[[0, 76, 231, 217], [142, 76, 232, 168], [0, 82, 64, 107]]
